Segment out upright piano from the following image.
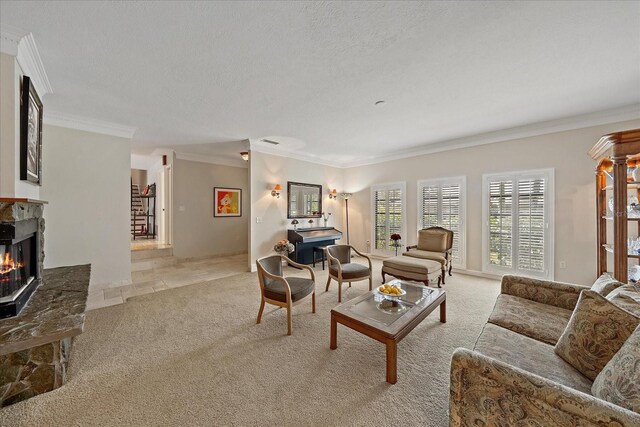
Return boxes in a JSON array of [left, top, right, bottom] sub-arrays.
[[287, 227, 343, 265]]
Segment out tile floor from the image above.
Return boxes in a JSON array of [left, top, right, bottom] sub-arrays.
[[130, 238, 172, 251], [86, 254, 248, 311]]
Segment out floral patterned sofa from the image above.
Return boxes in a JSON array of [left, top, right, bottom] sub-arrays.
[[449, 275, 640, 426]]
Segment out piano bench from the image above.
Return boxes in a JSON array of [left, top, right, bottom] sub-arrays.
[[312, 246, 328, 270]]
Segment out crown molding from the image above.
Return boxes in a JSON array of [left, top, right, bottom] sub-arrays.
[[342, 104, 640, 168], [175, 151, 248, 169], [16, 33, 53, 97], [0, 27, 26, 56], [249, 140, 340, 168], [44, 111, 136, 139], [249, 105, 640, 169]]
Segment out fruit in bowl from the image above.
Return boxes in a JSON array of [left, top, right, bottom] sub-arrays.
[[378, 283, 403, 295]]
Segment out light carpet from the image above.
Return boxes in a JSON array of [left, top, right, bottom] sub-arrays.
[[0, 262, 500, 426]]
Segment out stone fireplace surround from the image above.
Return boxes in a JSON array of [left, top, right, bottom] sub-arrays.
[[0, 199, 90, 407]]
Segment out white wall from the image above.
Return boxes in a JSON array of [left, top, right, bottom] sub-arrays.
[[0, 52, 40, 199], [172, 158, 249, 260], [249, 151, 345, 270], [343, 119, 640, 285], [146, 157, 166, 240], [40, 124, 131, 291]]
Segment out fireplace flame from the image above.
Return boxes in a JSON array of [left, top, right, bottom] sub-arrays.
[[1, 251, 24, 275]]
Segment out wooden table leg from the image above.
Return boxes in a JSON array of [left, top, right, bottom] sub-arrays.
[[330, 314, 337, 350], [440, 299, 446, 323], [386, 340, 397, 384]]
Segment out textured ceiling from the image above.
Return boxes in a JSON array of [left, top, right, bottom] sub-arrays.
[[1, 1, 639, 166]]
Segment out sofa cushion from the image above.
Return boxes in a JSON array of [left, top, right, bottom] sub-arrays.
[[606, 284, 640, 316], [403, 250, 446, 266], [474, 323, 593, 393], [591, 325, 640, 413], [488, 294, 572, 345], [555, 290, 640, 381], [590, 273, 625, 297]]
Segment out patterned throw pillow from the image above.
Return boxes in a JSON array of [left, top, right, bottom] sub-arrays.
[[591, 273, 625, 297], [592, 325, 640, 413], [607, 284, 640, 317], [554, 290, 640, 380]]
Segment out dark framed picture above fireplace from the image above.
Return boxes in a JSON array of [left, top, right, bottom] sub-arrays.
[[20, 75, 43, 185]]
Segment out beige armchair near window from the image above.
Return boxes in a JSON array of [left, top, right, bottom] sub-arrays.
[[256, 255, 316, 335], [404, 227, 453, 284], [325, 245, 372, 302]]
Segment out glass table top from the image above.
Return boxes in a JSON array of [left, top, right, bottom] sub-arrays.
[[346, 281, 439, 327]]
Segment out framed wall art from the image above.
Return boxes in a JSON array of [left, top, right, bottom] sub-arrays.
[[214, 187, 242, 217], [20, 76, 43, 185]]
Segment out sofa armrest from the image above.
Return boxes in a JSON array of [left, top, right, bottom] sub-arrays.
[[501, 275, 588, 310], [449, 348, 640, 427]]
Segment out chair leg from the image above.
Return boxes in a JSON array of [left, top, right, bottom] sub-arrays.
[[256, 299, 265, 324], [338, 280, 342, 303], [382, 271, 386, 284], [368, 276, 372, 291], [287, 303, 292, 336], [312, 292, 316, 313], [325, 275, 332, 292], [441, 268, 446, 285], [449, 263, 453, 276]]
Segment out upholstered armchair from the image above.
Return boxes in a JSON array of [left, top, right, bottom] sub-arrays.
[[256, 255, 316, 335], [325, 245, 372, 302], [405, 227, 453, 284]]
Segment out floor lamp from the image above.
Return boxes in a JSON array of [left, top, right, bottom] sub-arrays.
[[341, 193, 352, 244]]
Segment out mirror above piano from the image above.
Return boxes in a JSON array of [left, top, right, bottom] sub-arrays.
[[287, 181, 322, 218]]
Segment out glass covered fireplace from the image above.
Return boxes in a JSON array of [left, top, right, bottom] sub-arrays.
[[0, 218, 41, 318]]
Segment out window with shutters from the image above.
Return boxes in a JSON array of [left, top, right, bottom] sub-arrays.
[[482, 169, 554, 279], [417, 177, 466, 268], [371, 182, 406, 255]]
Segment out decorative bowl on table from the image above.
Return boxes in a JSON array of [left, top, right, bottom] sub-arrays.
[[375, 282, 406, 300]]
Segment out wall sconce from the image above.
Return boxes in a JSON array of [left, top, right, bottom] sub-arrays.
[[240, 151, 249, 162], [329, 188, 338, 199], [271, 184, 281, 198]]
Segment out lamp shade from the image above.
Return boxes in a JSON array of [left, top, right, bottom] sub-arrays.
[[274, 184, 281, 191]]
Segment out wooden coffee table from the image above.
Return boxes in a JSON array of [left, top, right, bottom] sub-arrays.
[[330, 281, 446, 384]]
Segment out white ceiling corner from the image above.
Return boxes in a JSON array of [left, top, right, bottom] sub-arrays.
[[248, 139, 342, 169], [0, 26, 26, 56], [175, 151, 248, 169], [341, 104, 640, 168], [44, 111, 136, 139]]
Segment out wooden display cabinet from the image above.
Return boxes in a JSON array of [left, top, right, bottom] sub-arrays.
[[589, 129, 640, 283]]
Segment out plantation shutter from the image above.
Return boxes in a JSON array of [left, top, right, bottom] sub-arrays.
[[484, 170, 553, 279], [372, 183, 406, 255], [417, 178, 466, 268], [488, 180, 513, 268], [517, 178, 545, 272], [441, 183, 461, 265], [420, 185, 439, 228], [374, 189, 387, 250]]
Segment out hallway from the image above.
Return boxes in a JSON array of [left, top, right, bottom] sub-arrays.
[[86, 254, 248, 310]]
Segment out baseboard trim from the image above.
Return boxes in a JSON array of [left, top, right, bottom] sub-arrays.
[[453, 268, 503, 281]]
